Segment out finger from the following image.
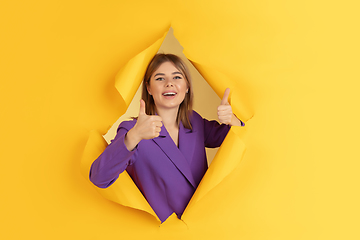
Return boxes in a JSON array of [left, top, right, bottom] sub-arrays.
[[153, 121, 163, 128], [217, 105, 232, 111], [150, 116, 163, 122], [218, 113, 232, 119], [218, 108, 232, 116], [219, 115, 232, 123], [139, 99, 146, 115], [221, 88, 230, 105], [218, 112, 232, 119]]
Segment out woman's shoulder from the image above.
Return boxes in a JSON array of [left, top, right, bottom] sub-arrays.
[[117, 119, 137, 132], [189, 110, 205, 126], [189, 110, 202, 120]]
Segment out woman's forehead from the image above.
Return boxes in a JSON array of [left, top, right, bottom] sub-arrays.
[[152, 61, 181, 75]]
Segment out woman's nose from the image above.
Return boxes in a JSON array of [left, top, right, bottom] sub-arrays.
[[165, 79, 174, 87]]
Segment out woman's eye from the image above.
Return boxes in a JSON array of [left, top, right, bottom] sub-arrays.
[[174, 76, 182, 79], [155, 77, 164, 81]]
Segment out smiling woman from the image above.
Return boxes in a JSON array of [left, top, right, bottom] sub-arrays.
[[89, 53, 244, 223]]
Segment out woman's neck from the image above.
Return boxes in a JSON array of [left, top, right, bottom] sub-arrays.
[[156, 107, 179, 130]]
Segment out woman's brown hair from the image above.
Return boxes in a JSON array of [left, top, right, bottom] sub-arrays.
[[142, 53, 194, 130]]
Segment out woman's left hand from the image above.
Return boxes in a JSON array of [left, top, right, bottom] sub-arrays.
[[217, 88, 242, 126]]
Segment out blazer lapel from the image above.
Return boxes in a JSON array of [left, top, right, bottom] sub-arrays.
[[152, 124, 196, 188], [178, 121, 196, 166]]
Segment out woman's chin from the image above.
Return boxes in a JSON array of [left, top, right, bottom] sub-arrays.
[[156, 103, 181, 111]]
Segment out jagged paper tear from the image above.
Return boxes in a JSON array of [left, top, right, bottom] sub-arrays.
[[81, 28, 251, 223]]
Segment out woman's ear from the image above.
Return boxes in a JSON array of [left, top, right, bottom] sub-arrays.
[[146, 82, 151, 95]]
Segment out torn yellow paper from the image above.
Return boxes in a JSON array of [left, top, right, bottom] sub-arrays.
[[189, 61, 253, 123], [81, 130, 159, 221], [183, 126, 246, 212], [114, 31, 168, 110], [2, 0, 360, 239], [81, 28, 249, 224]]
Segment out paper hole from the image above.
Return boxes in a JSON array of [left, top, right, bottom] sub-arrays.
[[103, 28, 222, 165]]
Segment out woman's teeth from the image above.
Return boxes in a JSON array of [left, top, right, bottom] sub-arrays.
[[163, 92, 176, 96]]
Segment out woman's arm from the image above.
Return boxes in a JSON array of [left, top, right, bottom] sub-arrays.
[[203, 88, 245, 147], [203, 118, 231, 148], [90, 100, 163, 188], [89, 124, 138, 188], [229, 113, 243, 126]]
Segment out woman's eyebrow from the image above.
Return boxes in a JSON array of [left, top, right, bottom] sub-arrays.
[[154, 72, 183, 77], [154, 73, 165, 77], [172, 71, 183, 75]]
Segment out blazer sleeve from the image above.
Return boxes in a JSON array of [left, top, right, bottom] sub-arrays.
[[89, 121, 138, 188], [203, 118, 231, 148]]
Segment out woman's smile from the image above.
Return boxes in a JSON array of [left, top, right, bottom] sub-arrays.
[[162, 91, 177, 99]]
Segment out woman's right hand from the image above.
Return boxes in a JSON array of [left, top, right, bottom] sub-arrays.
[[124, 99, 162, 151]]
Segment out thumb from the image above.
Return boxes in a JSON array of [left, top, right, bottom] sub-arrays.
[[139, 99, 146, 115], [221, 88, 230, 105]]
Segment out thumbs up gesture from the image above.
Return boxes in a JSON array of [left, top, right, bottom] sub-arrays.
[[217, 88, 242, 126], [135, 99, 163, 139], [124, 99, 162, 151]]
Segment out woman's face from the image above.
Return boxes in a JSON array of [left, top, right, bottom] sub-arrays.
[[147, 61, 188, 112]]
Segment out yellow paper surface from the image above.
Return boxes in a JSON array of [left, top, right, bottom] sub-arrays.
[[114, 32, 168, 110], [1, 0, 360, 239]]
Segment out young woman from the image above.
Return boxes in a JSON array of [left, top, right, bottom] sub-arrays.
[[89, 54, 244, 222]]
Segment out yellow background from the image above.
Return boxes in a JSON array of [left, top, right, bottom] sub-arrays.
[[1, 0, 360, 239]]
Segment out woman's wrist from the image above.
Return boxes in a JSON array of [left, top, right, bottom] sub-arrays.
[[230, 113, 242, 127], [124, 128, 142, 151]]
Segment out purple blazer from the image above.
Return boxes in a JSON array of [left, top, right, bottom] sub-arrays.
[[89, 111, 231, 222]]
